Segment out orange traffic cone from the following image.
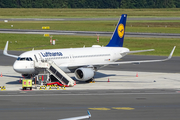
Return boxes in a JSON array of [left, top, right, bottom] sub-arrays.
[[136, 72, 138, 77], [19, 78, 22, 83], [108, 78, 110, 82], [0, 73, 2, 77]]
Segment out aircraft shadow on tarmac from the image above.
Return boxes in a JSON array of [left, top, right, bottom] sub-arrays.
[[94, 71, 136, 78], [93, 72, 153, 83], [5, 72, 154, 85], [94, 72, 116, 78], [74, 72, 152, 83], [94, 79, 153, 83], [6, 80, 21, 84], [162, 77, 180, 82], [3, 75, 22, 78], [3, 75, 23, 84]]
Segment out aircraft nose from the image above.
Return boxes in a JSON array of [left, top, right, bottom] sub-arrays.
[[13, 61, 24, 73], [13, 61, 35, 74]]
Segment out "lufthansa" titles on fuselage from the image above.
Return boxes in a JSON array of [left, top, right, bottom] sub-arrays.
[[40, 52, 63, 57]]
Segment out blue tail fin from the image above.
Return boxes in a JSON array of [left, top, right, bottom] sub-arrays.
[[106, 14, 127, 47]]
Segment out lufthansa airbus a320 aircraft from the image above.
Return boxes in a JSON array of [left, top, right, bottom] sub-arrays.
[[3, 14, 176, 85]]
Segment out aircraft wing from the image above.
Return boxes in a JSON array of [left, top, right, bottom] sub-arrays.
[[108, 46, 176, 65], [3, 41, 18, 58], [58, 110, 91, 120], [67, 46, 175, 68]]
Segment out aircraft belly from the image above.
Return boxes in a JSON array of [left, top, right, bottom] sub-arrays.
[[59, 66, 71, 73], [14, 68, 35, 74]]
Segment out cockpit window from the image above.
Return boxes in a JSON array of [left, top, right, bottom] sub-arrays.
[[20, 58, 26, 61], [26, 58, 30, 61], [17, 57, 20, 60], [17, 57, 33, 61]]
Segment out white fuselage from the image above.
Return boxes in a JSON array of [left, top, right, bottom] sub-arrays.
[[13, 46, 129, 74]]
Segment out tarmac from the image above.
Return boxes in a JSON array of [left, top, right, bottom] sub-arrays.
[[1, 29, 180, 38], [0, 66, 180, 91], [1, 66, 180, 120]]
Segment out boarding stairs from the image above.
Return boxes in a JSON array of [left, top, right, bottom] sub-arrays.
[[34, 54, 75, 87]]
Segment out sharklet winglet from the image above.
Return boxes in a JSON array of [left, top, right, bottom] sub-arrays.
[[3, 41, 18, 58]]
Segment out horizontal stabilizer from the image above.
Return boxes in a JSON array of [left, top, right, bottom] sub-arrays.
[[124, 49, 154, 54]]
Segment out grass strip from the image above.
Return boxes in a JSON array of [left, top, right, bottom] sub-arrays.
[[0, 33, 179, 56], [1, 20, 180, 33], [0, 8, 180, 18]]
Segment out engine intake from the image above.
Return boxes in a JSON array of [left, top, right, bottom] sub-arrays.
[[75, 68, 94, 81]]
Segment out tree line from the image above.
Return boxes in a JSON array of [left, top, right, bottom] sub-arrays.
[[0, 0, 180, 8]]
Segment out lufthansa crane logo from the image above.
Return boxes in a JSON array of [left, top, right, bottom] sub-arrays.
[[117, 24, 124, 38]]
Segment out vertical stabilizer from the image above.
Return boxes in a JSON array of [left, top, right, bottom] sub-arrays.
[[106, 14, 127, 47]]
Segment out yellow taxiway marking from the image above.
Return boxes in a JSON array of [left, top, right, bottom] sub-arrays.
[[88, 108, 111, 110], [112, 107, 135, 110], [89, 107, 135, 111]]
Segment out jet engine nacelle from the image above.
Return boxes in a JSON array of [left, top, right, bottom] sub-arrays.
[[75, 67, 94, 81]]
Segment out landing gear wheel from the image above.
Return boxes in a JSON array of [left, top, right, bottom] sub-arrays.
[[86, 78, 94, 83], [23, 87, 26, 90]]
